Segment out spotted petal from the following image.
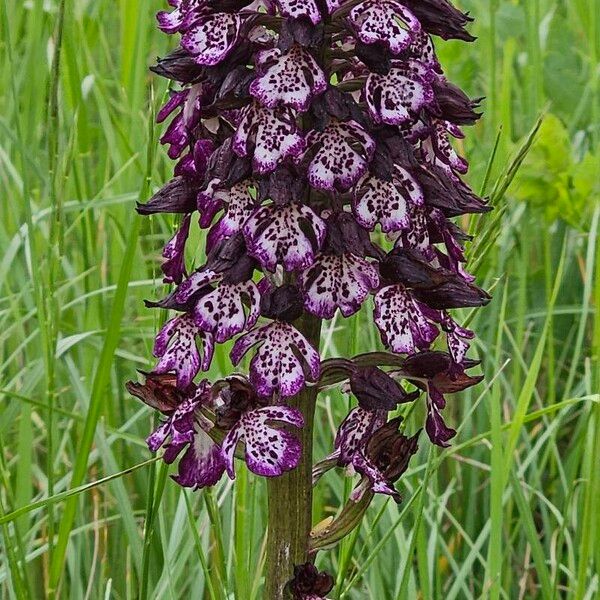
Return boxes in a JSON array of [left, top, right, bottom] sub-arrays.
[[193, 280, 261, 342], [299, 253, 379, 319], [394, 206, 434, 260], [353, 166, 424, 233], [350, 453, 400, 501], [275, 0, 322, 24], [181, 13, 242, 66], [175, 269, 220, 304], [198, 180, 258, 247], [250, 45, 327, 112], [424, 120, 468, 174], [153, 313, 215, 388], [222, 405, 304, 478], [334, 407, 386, 464], [233, 103, 305, 174], [243, 203, 326, 272], [440, 313, 474, 365], [374, 285, 439, 354], [231, 322, 321, 397], [348, 0, 421, 54], [365, 62, 434, 125], [156, 0, 189, 34], [303, 120, 375, 192], [173, 424, 226, 489], [147, 397, 198, 456]]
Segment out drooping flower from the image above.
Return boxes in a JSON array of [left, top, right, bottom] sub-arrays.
[[127, 375, 227, 489], [350, 417, 420, 502]]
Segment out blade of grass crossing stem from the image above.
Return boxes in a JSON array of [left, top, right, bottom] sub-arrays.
[[48, 96, 158, 595], [140, 460, 169, 600], [503, 238, 566, 480], [184, 492, 220, 600], [486, 280, 508, 600], [0, 458, 159, 526], [509, 470, 553, 599], [397, 446, 436, 599], [574, 207, 600, 600]]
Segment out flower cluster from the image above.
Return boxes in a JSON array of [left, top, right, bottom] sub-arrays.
[[130, 0, 488, 508]]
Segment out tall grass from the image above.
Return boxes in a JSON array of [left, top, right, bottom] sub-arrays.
[[0, 0, 599, 597]]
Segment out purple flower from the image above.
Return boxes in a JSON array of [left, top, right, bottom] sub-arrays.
[[157, 85, 205, 159], [128, 375, 226, 489], [301, 120, 375, 192], [348, 0, 421, 54], [374, 284, 439, 354], [181, 13, 244, 66], [299, 253, 379, 319], [199, 179, 258, 248], [231, 321, 321, 398], [353, 166, 424, 233], [222, 404, 304, 477], [250, 45, 327, 112], [365, 61, 435, 125], [233, 103, 306, 174], [329, 407, 387, 466], [350, 418, 419, 502], [243, 203, 326, 272], [153, 313, 215, 389], [425, 383, 456, 447], [192, 280, 261, 342]]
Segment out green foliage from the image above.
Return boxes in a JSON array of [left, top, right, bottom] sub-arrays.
[[512, 114, 600, 229], [0, 0, 599, 598]]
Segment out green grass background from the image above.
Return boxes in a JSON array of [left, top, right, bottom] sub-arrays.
[[1, 0, 599, 598]]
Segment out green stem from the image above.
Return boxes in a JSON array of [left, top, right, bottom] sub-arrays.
[[265, 313, 321, 599]]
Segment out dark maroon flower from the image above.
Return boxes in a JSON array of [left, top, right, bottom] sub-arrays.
[[352, 417, 420, 502], [350, 366, 419, 411], [286, 562, 334, 599]]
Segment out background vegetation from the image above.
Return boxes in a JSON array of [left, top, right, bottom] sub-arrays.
[[0, 0, 599, 598]]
